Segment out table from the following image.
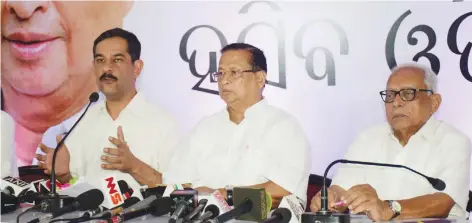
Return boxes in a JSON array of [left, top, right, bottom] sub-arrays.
[[1, 207, 168, 223], [1, 208, 469, 223]]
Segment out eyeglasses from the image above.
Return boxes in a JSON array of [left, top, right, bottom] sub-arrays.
[[211, 68, 261, 81], [379, 89, 433, 103]]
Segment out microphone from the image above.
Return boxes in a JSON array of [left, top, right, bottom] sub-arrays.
[[205, 187, 271, 223], [140, 185, 167, 198], [197, 190, 232, 215], [93, 197, 141, 221], [67, 198, 140, 223], [183, 198, 208, 221], [262, 208, 292, 223], [1, 176, 31, 196], [168, 189, 198, 223], [205, 198, 253, 223], [118, 180, 133, 199], [277, 195, 304, 223], [120, 194, 158, 215], [100, 176, 125, 209], [302, 159, 447, 223], [28, 189, 104, 223], [195, 204, 220, 222], [42, 92, 100, 213], [104, 197, 173, 223], [1, 192, 19, 214]]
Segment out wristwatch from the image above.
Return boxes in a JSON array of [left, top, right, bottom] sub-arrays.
[[387, 200, 401, 219], [224, 185, 234, 206]]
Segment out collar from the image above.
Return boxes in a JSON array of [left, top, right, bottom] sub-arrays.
[[225, 98, 268, 121], [99, 91, 147, 118], [388, 117, 439, 141]]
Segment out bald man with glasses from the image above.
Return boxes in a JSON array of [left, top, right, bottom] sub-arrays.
[[310, 64, 471, 221]]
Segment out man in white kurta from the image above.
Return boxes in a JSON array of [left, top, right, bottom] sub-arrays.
[[64, 91, 178, 190], [311, 64, 471, 220], [32, 92, 105, 165], [331, 118, 470, 217], [163, 43, 310, 206], [36, 28, 179, 191]]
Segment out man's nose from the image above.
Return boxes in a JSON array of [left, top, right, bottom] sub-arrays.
[[5, 1, 49, 20]]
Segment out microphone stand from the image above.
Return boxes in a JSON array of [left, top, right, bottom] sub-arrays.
[[302, 159, 446, 223], [36, 92, 99, 213]]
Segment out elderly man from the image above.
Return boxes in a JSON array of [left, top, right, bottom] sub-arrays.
[[1, 1, 133, 166], [310, 64, 471, 220], [35, 28, 179, 190], [163, 43, 311, 207]]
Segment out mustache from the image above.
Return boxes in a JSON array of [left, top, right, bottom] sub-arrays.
[[99, 73, 118, 81]]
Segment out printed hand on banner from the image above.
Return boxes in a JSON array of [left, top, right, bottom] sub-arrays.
[[101, 126, 140, 173], [36, 135, 70, 177]]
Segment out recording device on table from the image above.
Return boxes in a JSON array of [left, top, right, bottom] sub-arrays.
[[301, 159, 447, 223]]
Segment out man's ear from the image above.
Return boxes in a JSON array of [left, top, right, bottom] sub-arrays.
[[133, 60, 144, 78], [256, 71, 267, 89], [430, 93, 442, 113]]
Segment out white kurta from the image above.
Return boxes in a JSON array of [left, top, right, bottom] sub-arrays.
[[63, 92, 179, 190], [332, 118, 471, 217], [1, 111, 18, 178], [163, 99, 310, 204]]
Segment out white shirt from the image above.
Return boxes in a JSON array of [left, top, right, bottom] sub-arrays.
[[332, 118, 471, 217], [163, 99, 310, 204], [1, 111, 18, 178], [33, 93, 105, 165], [63, 92, 179, 190]]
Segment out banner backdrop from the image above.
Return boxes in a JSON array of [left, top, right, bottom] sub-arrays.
[[1, 1, 471, 180]]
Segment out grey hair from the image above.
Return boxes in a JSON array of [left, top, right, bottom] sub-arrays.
[[391, 63, 438, 93]]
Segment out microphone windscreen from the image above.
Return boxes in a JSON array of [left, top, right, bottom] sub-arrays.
[[77, 189, 104, 211], [272, 208, 291, 223], [233, 187, 269, 222], [204, 204, 220, 218], [89, 92, 100, 102], [151, 197, 174, 216], [1, 192, 18, 214], [431, 178, 446, 191]]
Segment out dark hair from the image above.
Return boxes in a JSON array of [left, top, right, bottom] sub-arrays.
[[93, 28, 141, 62], [220, 43, 267, 73]]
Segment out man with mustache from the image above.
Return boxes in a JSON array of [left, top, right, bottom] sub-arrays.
[[310, 64, 471, 220], [35, 28, 179, 190], [163, 43, 311, 208], [1, 1, 133, 166]]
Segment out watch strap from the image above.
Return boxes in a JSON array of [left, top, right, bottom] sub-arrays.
[[387, 200, 400, 220]]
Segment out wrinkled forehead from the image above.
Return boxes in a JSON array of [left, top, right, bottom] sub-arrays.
[[386, 67, 428, 90]]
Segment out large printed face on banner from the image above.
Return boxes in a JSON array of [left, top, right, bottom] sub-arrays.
[[1, 1, 133, 165]]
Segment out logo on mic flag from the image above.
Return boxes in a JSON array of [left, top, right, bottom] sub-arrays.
[[101, 176, 125, 209]]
